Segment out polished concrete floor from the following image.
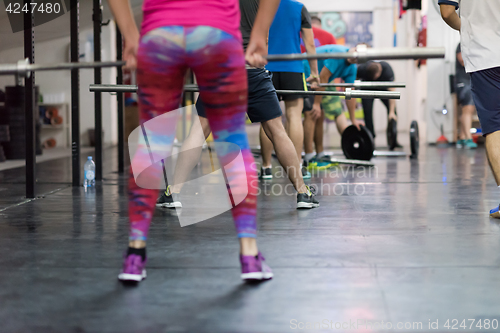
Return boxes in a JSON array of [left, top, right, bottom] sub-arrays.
[[1, 142, 500, 333]]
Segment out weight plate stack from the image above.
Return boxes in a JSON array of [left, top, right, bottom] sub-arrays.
[[410, 120, 419, 159], [341, 125, 375, 161]]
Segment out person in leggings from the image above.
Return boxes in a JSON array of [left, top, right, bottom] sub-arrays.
[[108, 0, 279, 283]]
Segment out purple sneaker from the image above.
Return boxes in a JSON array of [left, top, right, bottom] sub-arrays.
[[118, 254, 147, 282], [240, 252, 273, 281]]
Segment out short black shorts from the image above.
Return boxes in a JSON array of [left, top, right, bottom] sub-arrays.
[[456, 83, 474, 106], [271, 71, 308, 101], [471, 66, 500, 136], [196, 68, 282, 123]]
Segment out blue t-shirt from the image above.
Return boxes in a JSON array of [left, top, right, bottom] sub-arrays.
[[303, 45, 357, 83], [266, 0, 311, 73]]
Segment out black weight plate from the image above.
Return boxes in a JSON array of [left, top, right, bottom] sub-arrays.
[[341, 125, 375, 161], [386, 118, 398, 151], [410, 120, 419, 158]]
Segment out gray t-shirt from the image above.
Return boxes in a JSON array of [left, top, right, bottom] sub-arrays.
[[239, 0, 259, 52], [455, 44, 470, 86]]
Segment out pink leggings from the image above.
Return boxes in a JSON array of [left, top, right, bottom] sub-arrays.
[[128, 26, 257, 241]]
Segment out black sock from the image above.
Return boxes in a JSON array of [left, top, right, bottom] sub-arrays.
[[127, 247, 146, 261]]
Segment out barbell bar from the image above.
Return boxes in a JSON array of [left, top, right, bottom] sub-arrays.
[[0, 58, 126, 78], [1, 47, 444, 78], [89, 84, 401, 100], [314, 81, 406, 88], [267, 47, 446, 62]]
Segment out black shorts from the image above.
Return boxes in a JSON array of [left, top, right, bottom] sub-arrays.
[[196, 68, 282, 123], [456, 83, 474, 106], [271, 71, 307, 101], [471, 67, 500, 136]]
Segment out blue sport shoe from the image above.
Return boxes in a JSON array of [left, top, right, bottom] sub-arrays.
[[464, 139, 478, 149], [490, 205, 500, 219], [456, 139, 465, 149]]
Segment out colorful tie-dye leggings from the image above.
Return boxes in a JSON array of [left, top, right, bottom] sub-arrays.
[[128, 26, 257, 241]]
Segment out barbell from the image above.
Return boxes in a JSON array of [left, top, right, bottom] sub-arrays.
[[0, 47, 444, 78], [267, 46, 446, 62], [0, 59, 126, 78], [89, 84, 401, 100], [315, 81, 406, 89]]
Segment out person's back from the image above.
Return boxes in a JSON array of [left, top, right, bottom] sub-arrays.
[[450, 1, 500, 73], [300, 26, 336, 53], [239, 0, 259, 52], [303, 45, 353, 82], [266, 0, 306, 73], [142, 0, 241, 38]]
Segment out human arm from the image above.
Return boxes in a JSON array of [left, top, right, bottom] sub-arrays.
[[309, 66, 332, 120], [344, 67, 360, 130], [107, 0, 140, 70], [439, 3, 461, 31], [346, 98, 360, 130], [245, 0, 281, 68], [301, 7, 319, 87], [388, 88, 396, 116]]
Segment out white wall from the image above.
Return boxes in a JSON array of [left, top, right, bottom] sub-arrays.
[[426, 0, 460, 143], [0, 23, 117, 147]]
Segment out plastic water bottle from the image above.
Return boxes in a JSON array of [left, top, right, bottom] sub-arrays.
[[83, 156, 96, 188]]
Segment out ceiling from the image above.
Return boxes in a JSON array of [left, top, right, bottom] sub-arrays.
[[0, 0, 144, 53]]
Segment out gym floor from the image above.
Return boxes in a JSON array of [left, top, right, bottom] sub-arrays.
[[1, 143, 500, 333]]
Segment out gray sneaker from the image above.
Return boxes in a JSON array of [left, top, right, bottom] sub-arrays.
[[297, 186, 319, 209]]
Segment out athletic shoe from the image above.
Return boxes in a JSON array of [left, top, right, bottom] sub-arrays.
[[156, 186, 182, 209], [302, 160, 312, 179], [456, 139, 465, 149], [302, 167, 311, 179], [259, 167, 273, 180], [308, 158, 333, 170], [240, 252, 273, 281], [464, 139, 478, 149], [118, 253, 147, 282], [490, 205, 500, 219], [297, 185, 320, 209]]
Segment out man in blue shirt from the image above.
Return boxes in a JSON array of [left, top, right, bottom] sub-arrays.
[[302, 44, 359, 168], [263, 0, 319, 179]]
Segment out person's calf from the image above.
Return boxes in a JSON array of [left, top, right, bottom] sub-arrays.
[[485, 130, 500, 185]]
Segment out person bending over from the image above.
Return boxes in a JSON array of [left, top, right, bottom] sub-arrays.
[[356, 60, 401, 150], [302, 44, 360, 169]]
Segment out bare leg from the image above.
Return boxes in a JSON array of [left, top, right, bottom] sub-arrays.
[[260, 125, 274, 167], [170, 116, 212, 193], [262, 117, 307, 193], [461, 104, 475, 140], [284, 98, 305, 160], [335, 113, 349, 135], [313, 111, 325, 155], [485, 130, 500, 185], [303, 110, 315, 156]]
